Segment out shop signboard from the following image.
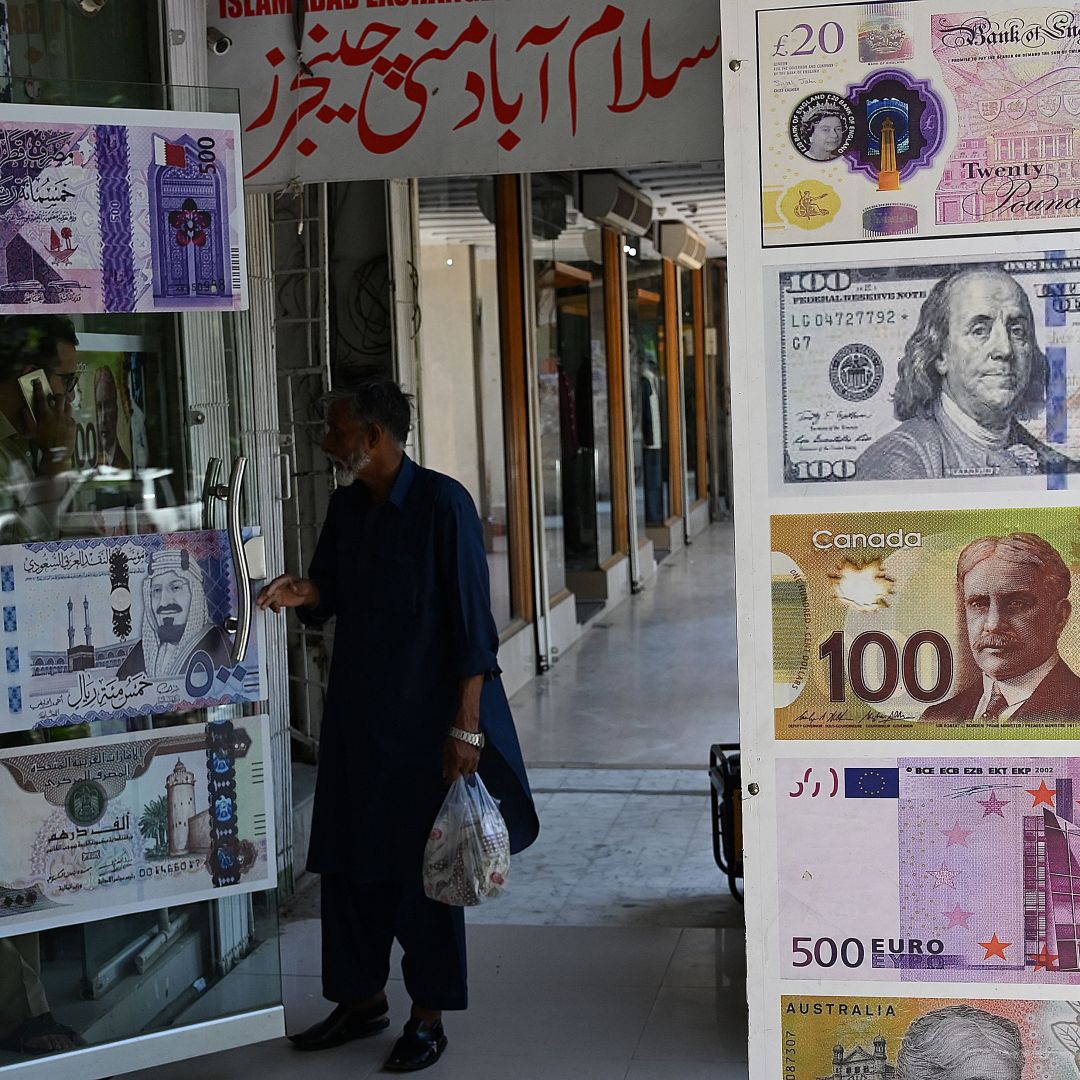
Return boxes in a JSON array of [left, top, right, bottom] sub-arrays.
[[0, 529, 264, 731], [205, 0, 723, 189], [0, 715, 275, 937], [723, 2, 1080, 1078], [0, 103, 247, 312]]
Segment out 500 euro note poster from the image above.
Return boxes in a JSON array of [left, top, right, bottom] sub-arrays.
[[0, 716, 275, 936], [758, 2, 1080, 245], [0, 103, 246, 312]]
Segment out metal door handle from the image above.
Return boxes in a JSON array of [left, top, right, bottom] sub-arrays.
[[201, 455, 252, 664], [201, 457, 223, 530], [224, 456, 251, 665]]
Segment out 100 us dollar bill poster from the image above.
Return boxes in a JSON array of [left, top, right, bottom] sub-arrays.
[[0, 103, 246, 312], [759, 1, 1080, 246], [772, 506, 1080, 738], [769, 250, 1080, 492]]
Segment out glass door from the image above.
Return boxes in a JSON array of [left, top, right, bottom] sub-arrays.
[[0, 13, 285, 1067]]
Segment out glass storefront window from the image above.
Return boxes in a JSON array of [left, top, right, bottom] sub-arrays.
[[416, 177, 513, 630], [680, 267, 698, 503], [530, 176, 614, 590], [627, 241, 668, 531]]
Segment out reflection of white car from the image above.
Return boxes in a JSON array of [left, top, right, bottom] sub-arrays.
[[57, 467, 202, 536]]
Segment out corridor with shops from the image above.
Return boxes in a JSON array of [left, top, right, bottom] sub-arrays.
[[127, 523, 746, 1080]]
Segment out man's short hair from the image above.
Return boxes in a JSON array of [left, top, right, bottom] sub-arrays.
[[897, 1006, 1022, 1080], [957, 532, 1072, 604], [893, 268, 1046, 421], [0, 315, 79, 381], [330, 375, 413, 446]]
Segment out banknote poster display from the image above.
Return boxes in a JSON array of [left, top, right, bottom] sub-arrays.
[[0, 715, 275, 937], [770, 251, 1080, 492], [0, 529, 264, 732], [70, 352, 146, 472], [783, 996, 1080, 1078], [773, 506, 1080, 738], [779, 756, 1080, 984], [720, 2, 1080, 1079], [759, 2, 1080, 247], [0, 103, 247, 312]]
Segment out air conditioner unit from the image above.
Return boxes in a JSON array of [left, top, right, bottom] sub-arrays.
[[580, 172, 653, 237], [658, 221, 707, 270]]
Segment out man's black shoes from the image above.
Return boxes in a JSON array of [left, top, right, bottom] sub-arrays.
[[382, 1019, 448, 1072], [288, 998, 390, 1051]]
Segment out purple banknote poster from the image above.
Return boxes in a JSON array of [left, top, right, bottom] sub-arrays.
[[0, 103, 246, 312], [778, 757, 1080, 984]]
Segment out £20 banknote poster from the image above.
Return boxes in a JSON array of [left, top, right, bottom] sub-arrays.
[[758, 2, 1080, 245], [0, 529, 264, 732], [769, 251, 1080, 493], [779, 757, 1080, 985], [0, 716, 274, 936], [772, 506, 1080, 740], [0, 103, 246, 312], [781, 996, 1080, 1080]]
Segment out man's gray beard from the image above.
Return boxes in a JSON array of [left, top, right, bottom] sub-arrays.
[[332, 454, 370, 487]]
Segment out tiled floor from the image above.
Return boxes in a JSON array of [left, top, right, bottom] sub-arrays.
[[126, 523, 747, 1079]]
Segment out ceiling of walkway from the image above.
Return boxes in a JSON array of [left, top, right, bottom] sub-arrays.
[[417, 163, 727, 258]]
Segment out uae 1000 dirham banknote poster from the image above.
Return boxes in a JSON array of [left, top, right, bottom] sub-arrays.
[[758, 1, 1080, 246], [0, 716, 275, 936]]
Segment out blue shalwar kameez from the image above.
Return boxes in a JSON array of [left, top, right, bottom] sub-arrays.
[[298, 456, 538, 1010]]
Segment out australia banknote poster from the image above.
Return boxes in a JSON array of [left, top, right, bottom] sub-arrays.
[[0, 716, 274, 936], [0, 103, 247, 312], [772, 506, 1080, 739], [759, 2, 1080, 245], [779, 756, 1080, 984], [782, 996, 1080, 1079], [769, 251, 1080, 492], [0, 529, 263, 732]]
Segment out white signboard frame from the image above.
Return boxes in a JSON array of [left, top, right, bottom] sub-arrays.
[[724, 2, 1080, 1078], [207, 0, 723, 189]]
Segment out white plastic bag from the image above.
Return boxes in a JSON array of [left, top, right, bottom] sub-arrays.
[[423, 775, 510, 906]]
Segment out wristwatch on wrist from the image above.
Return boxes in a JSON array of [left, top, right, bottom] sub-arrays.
[[448, 726, 485, 748]]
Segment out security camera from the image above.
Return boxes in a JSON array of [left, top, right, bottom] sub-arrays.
[[72, 0, 109, 16], [207, 28, 232, 56]]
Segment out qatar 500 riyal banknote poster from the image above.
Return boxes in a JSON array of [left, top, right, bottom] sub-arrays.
[[0, 716, 275, 937], [759, 2, 1080, 246], [769, 251, 1080, 492], [772, 506, 1080, 739], [0, 103, 246, 312]]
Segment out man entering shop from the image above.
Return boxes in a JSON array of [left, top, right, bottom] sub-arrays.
[[258, 376, 538, 1072]]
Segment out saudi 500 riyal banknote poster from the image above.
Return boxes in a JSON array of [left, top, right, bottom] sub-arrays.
[[0, 103, 246, 312], [0, 529, 264, 732], [770, 251, 1080, 492], [759, 2, 1080, 246], [781, 996, 1080, 1079], [0, 716, 275, 936], [772, 506, 1080, 739]]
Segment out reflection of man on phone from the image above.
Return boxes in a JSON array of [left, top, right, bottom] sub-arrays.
[[0, 316, 78, 543], [93, 366, 130, 470]]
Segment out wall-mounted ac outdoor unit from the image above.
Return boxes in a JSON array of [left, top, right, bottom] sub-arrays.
[[658, 221, 708, 270], [580, 172, 653, 237]]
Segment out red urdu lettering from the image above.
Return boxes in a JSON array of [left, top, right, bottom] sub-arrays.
[[568, 4, 624, 135]]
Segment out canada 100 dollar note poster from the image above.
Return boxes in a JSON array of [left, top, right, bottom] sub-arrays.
[[759, 1, 1080, 246]]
